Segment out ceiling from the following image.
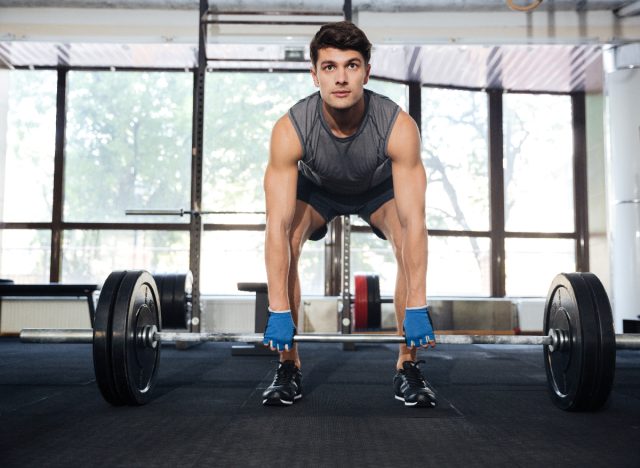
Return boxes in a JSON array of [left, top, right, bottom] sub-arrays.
[[0, 0, 637, 92], [0, 40, 604, 93]]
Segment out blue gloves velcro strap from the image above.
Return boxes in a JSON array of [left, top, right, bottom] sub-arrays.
[[403, 306, 435, 347], [263, 309, 296, 351]]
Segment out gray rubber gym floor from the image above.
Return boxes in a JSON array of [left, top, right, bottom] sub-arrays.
[[1, 338, 638, 467]]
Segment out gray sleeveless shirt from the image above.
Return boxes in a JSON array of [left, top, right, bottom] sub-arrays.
[[288, 89, 401, 196]]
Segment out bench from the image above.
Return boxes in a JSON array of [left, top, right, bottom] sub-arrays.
[[0, 283, 99, 327]]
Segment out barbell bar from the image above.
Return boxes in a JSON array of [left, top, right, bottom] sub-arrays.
[[125, 209, 265, 217], [18, 328, 640, 349], [18, 329, 550, 345], [16, 269, 640, 411]]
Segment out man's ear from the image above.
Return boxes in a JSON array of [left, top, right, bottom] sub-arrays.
[[363, 63, 371, 85], [310, 66, 319, 87]]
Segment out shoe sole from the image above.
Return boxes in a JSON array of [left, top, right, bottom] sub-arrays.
[[262, 394, 302, 406], [394, 394, 436, 408]]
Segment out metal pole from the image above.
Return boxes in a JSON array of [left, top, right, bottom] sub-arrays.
[[188, 0, 209, 333], [20, 329, 94, 343], [157, 332, 554, 346], [20, 328, 640, 349], [616, 334, 640, 349], [125, 209, 265, 216]]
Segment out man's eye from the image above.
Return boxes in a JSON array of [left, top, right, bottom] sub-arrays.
[[324, 65, 335, 71], [348, 63, 358, 69]]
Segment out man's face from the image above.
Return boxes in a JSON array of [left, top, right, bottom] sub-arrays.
[[311, 47, 371, 111]]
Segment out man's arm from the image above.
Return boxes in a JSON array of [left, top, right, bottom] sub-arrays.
[[387, 110, 428, 308], [263, 114, 302, 311]]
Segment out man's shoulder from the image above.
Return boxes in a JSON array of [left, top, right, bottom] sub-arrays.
[[366, 88, 400, 109], [290, 91, 321, 112], [287, 92, 321, 138]]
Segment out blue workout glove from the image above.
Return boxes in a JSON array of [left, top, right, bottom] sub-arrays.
[[263, 309, 296, 352], [403, 306, 436, 348]]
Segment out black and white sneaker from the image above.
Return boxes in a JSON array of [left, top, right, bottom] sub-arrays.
[[393, 360, 437, 408], [262, 360, 302, 406]]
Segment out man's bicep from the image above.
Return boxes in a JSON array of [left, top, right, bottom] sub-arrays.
[[264, 163, 298, 222], [392, 160, 426, 224], [265, 116, 301, 225], [388, 113, 426, 223]]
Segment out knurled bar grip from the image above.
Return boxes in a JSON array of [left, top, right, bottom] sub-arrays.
[[19, 328, 640, 348]]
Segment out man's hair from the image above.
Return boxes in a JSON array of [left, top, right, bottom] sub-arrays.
[[310, 21, 372, 67]]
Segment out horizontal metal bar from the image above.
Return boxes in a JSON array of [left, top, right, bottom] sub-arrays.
[[19, 329, 640, 350], [204, 11, 343, 18], [125, 209, 265, 216], [616, 333, 640, 349], [156, 332, 552, 346], [126, 209, 187, 216], [205, 20, 329, 25], [20, 329, 93, 343]]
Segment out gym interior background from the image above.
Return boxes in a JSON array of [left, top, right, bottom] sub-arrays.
[[1, 0, 640, 334], [0, 2, 639, 466]]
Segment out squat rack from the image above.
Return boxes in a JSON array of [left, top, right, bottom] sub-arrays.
[[188, 1, 353, 332]]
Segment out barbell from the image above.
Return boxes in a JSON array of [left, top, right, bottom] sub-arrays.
[[19, 270, 640, 410]]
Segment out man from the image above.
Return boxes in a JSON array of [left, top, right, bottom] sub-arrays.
[[262, 21, 436, 408]]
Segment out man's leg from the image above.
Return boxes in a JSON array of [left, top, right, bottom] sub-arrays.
[[369, 199, 436, 407], [262, 200, 325, 406], [368, 199, 417, 369], [279, 200, 326, 369], [370, 200, 436, 407]]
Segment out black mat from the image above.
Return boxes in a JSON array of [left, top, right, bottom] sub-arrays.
[[1, 338, 638, 467]]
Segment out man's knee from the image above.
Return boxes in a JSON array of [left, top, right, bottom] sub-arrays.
[[392, 242, 404, 268], [289, 228, 310, 260]]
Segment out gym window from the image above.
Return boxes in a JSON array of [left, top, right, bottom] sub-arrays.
[[0, 69, 584, 297]]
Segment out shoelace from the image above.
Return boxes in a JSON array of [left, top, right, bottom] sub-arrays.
[[273, 364, 297, 386], [403, 360, 427, 388]]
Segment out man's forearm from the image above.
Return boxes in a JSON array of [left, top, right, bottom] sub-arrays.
[[265, 225, 291, 311], [402, 223, 428, 308]]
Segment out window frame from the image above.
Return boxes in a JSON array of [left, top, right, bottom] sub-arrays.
[[0, 66, 588, 297]]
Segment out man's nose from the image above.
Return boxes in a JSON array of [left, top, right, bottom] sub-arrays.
[[335, 67, 348, 84]]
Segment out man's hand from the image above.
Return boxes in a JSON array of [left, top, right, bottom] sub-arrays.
[[263, 310, 296, 352], [403, 306, 436, 348]]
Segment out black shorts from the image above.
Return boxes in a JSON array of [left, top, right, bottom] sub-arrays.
[[296, 173, 395, 241]]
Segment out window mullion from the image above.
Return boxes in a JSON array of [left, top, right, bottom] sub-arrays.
[[50, 67, 68, 282], [488, 89, 505, 297]]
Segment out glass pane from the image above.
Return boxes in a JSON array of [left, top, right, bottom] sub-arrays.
[[505, 238, 575, 296], [0, 230, 51, 283], [1, 70, 56, 222], [351, 232, 395, 296], [351, 233, 490, 297], [64, 71, 192, 223], [201, 230, 324, 296], [428, 236, 491, 296], [503, 94, 574, 233], [366, 79, 408, 111], [61, 230, 189, 283], [202, 72, 315, 213], [422, 88, 489, 231]]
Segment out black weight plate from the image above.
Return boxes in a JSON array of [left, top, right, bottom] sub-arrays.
[[543, 273, 599, 411], [581, 272, 616, 410], [366, 275, 382, 330], [93, 270, 128, 406], [161, 274, 177, 328], [110, 270, 161, 405], [164, 272, 193, 329], [174, 271, 193, 329], [154, 273, 166, 324]]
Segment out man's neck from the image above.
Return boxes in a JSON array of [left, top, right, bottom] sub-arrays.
[[321, 95, 366, 138]]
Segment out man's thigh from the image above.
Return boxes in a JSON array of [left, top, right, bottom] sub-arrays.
[[289, 200, 327, 247], [368, 199, 403, 248]]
